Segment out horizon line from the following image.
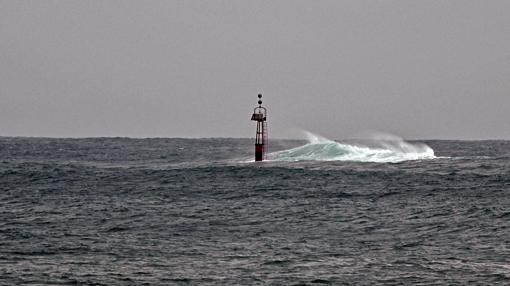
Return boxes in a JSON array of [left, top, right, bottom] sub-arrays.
[[0, 135, 508, 142]]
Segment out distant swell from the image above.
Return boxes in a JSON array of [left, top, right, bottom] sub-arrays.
[[267, 131, 435, 163]]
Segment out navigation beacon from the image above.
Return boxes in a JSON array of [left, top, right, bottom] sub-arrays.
[[250, 94, 268, 161]]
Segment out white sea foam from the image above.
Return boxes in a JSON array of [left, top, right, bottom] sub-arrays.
[[267, 131, 435, 163]]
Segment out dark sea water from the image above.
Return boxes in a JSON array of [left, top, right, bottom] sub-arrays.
[[1, 136, 510, 285]]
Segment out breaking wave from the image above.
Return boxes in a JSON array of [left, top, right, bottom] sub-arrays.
[[267, 131, 435, 163]]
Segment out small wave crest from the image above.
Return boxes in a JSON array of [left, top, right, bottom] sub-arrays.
[[267, 131, 435, 163]]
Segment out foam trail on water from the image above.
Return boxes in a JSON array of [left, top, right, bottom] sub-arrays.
[[267, 131, 435, 163]]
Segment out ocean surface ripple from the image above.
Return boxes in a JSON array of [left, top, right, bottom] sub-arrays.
[[1, 137, 510, 285]]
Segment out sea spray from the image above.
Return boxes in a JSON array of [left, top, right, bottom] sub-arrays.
[[266, 131, 435, 163]]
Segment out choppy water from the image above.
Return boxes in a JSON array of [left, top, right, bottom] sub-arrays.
[[1, 136, 510, 285]]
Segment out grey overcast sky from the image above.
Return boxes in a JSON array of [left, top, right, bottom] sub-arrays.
[[1, 0, 510, 139]]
